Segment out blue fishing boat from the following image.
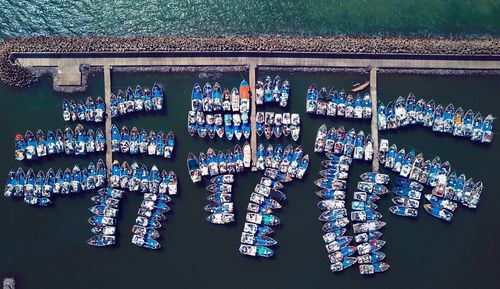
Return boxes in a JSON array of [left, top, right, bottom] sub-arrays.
[[187, 153, 201, 183], [425, 194, 457, 211], [392, 148, 406, 173], [432, 104, 444, 132], [415, 98, 426, 123], [350, 210, 383, 222], [110, 124, 120, 152], [389, 206, 418, 217], [239, 244, 273, 258], [405, 93, 416, 124], [362, 93, 372, 119], [377, 102, 387, 130], [351, 201, 377, 211], [147, 131, 157, 155], [77, 100, 86, 120], [422, 99, 435, 127], [471, 112, 483, 141], [242, 117, 251, 140], [155, 131, 166, 157], [481, 114, 493, 142], [35, 129, 47, 157], [87, 235, 115, 247], [424, 203, 453, 221], [400, 150, 416, 178], [359, 262, 390, 274], [132, 234, 161, 249], [393, 186, 421, 200], [152, 82, 164, 110], [306, 84, 318, 113], [443, 103, 455, 133], [330, 257, 357, 272], [385, 102, 397, 129], [224, 114, 233, 140]]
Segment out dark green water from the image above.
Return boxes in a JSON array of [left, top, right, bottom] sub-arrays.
[[0, 0, 499, 38], [0, 70, 499, 289]]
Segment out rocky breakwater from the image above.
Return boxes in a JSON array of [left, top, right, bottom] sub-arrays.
[[1, 35, 499, 87]]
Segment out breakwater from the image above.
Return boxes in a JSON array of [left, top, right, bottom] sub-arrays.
[[1, 35, 499, 87]]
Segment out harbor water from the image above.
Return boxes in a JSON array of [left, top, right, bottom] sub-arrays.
[[0, 0, 499, 38], [0, 70, 499, 289]]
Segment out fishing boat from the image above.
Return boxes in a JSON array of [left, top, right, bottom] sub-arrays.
[[207, 192, 232, 203], [389, 206, 418, 217], [187, 153, 201, 183], [352, 81, 369, 92], [243, 142, 251, 168], [443, 103, 455, 133], [425, 194, 457, 211], [352, 220, 386, 234], [246, 212, 280, 226], [463, 109, 474, 137], [322, 217, 349, 232], [359, 262, 390, 274], [392, 196, 419, 208], [360, 172, 389, 184], [363, 134, 373, 161], [204, 202, 234, 214], [424, 203, 453, 221], [279, 79, 290, 107], [256, 112, 265, 136], [87, 235, 116, 247], [350, 210, 383, 222], [385, 102, 397, 129], [377, 102, 387, 130], [224, 114, 233, 140], [314, 124, 327, 153], [452, 107, 465, 136], [306, 84, 318, 113], [330, 257, 357, 272], [239, 244, 274, 258], [241, 232, 277, 246], [207, 213, 234, 224], [132, 234, 161, 249], [230, 87, 240, 112], [240, 80, 250, 113], [290, 113, 300, 141], [481, 114, 493, 143]]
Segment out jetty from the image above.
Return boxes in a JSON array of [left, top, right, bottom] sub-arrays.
[[11, 52, 500, 168], [370, 67, 379, 172], [103, 65, 113, 173]]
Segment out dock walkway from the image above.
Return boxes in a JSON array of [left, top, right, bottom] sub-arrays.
[[370, 68, 379, 172], [103, 65, 112, 173]]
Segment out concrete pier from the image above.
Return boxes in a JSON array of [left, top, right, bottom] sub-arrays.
[[249, 63, 257, 171], [103, 65, 113, 173], [370, 67, 379, 173]]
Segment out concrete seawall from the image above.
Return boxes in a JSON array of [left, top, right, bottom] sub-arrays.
[[1, 35, 499, 87]]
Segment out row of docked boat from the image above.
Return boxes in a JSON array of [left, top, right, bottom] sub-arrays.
[[205, 174, 235, 225], [87, 188, 125, 247], [306, 84, 372, 119], [255, 143, 309, 182], [187, 143, 252, 183], [110, 82, 164, 118], [314, 124, 373, 162], [389, 178, 423, 218], [314, 152, 354, 272], [63, 97, 105, 122], [379, 139, 483, 209], [132, 182, 174, 250], [187, 110, 251, 140], [110, 125, 175, 158], [4, 160, 107, 206], [377, 94, 494, 143], [14, 125, 105, 161], [255, 75, 290, 107], [239, 173, 287, 258], [350, 172, 390, 275], [256, 111, 300, 141], [191, 81, 250, 113], [109, 160, 178, 195]]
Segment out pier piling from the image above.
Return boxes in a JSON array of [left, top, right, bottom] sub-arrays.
[[370, 67, 379, 173], [103, 65, 113, 174], [249, 63, 257, 171]]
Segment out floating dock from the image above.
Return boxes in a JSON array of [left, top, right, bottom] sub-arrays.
[[249, 63, 257, 171], [370, 67, 379, 173], [103, 65, 113, 173]]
